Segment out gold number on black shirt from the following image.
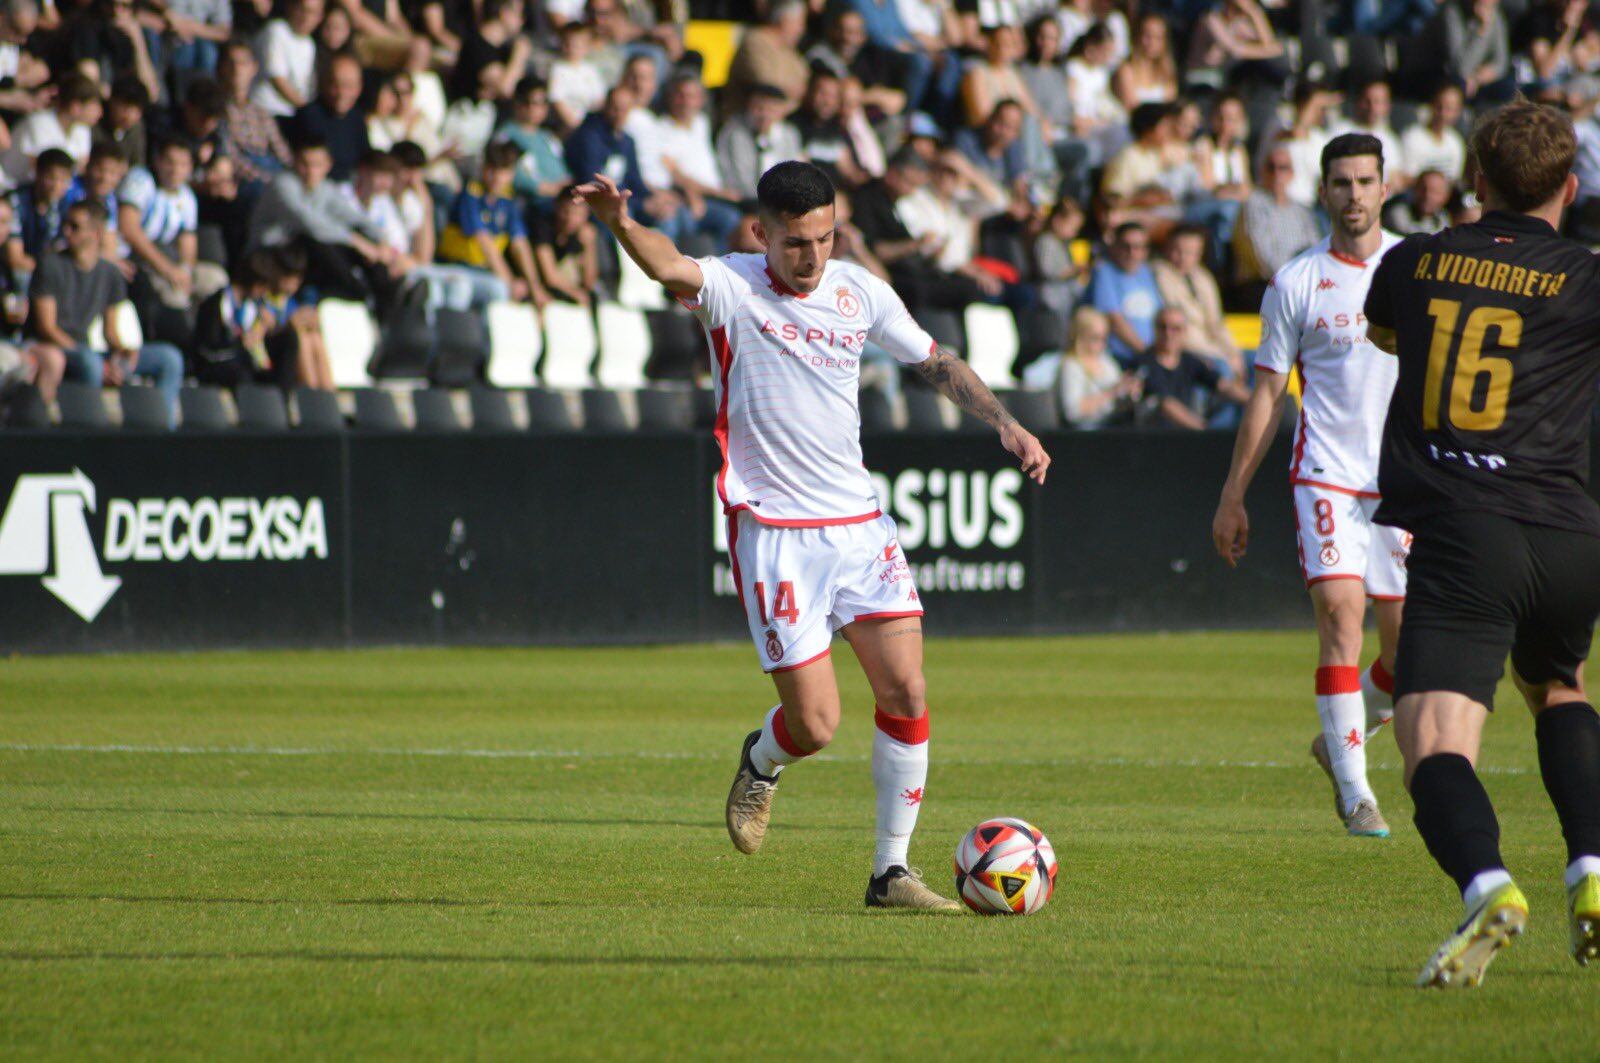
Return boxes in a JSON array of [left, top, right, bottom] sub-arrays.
[[1423, 298, 1519, 431]]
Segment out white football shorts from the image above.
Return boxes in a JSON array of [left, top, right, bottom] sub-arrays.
[[727, 510, 923, 672], [1292, 483, 1410, 600]]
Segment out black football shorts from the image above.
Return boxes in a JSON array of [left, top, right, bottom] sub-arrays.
[[1396, 510, 1600, 709]]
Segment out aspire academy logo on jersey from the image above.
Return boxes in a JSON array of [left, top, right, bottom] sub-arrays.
[[0, 469, 329, 622]]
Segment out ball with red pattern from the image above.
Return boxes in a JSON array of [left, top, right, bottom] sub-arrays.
[[953, 817, 1058, 915]]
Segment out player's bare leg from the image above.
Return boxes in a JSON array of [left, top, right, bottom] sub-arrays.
[[1360, 597, 1402, 738], [1397, 690, 1527, 987], [1513, 667, 1600, 966], [725, 655, 841, 855], [1307, 579, 1388, 836], [844, 617, 960, 911]]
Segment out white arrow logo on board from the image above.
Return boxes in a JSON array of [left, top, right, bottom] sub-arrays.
[[0, 468, 122, 621]]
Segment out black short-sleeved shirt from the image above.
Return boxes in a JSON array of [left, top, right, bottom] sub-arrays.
[[850, 179, 911, 246], [1365, 209, 1600, 536], [1139, 350, 1221, 405]]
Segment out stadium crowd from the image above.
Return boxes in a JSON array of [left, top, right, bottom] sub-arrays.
[[0, 0, 1598, 429]]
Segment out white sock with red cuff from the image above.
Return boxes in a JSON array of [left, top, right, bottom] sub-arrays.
[[1318, 666, 1375, 815], [1361, 658, 1396, 739], [749, 705, 810, 777], [872, 706, 929, 877]]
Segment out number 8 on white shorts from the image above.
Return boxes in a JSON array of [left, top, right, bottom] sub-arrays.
[[1292, 484, 1411, 600]]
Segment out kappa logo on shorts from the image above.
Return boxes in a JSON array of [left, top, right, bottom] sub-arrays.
[[835, 286, 860, 319], [764, 628, 783, 663], [1319, 539, 1341, 567]]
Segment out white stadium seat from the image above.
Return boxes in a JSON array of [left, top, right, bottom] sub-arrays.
[[963, 303, 1020, 388], [319, 299, 378, 388], [617, 246, 667, 310], [486, 300, 544, 387], [595, 302, 652, 389], [85, 300, 145, 352], [541, 302, 599, 388]]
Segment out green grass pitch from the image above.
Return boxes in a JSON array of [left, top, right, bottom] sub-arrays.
[[1, 633, 1594, 1059]]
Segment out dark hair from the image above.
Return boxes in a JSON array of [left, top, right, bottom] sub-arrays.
[[1165, 222, 1208, 249], [292, 134, 331, 155], [482, 139, 520, 171], [1321, 132, 1385, 180], [108, 74, 151, 110], [155, 137, 195, 161], [34, 148, 74, 174], [272, 243, 309, 278], [359, 148, 401, 176], [1130, 101, 1173, 139], [1113, 220, 1147, 242], [390, 140, 426, 169], [886, 143, 929, 173], [756, 160, 835, 218], [513, 76, 549, 103], [748, 82, 787, 102], [237, 248, 282, 291], [65, 198, 109, 227], [1065, 22, 1111, 59], [1470, 97, 1577, 211], [87, 141, 127, 166], [184, 77, 227, 120], [59, 71, 103, 106], [988, 97, 1024, 124]]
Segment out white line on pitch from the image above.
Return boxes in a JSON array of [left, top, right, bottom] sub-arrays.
[[0, 742, 1532, 776]]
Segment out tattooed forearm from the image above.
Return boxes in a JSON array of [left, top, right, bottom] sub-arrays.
[[912, 345, 1016, 429]]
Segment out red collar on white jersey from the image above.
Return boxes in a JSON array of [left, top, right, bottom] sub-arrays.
[[764, 266, 811, 299]]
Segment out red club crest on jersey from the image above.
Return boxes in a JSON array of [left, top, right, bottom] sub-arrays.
[[836, 287, 860, 319], [764, 628, 783, 662]]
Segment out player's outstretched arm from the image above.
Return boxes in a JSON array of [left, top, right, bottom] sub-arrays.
[[571, 174, 703, 299], [1212, 368, 1290, 566], [914, 345, 1051, 484]]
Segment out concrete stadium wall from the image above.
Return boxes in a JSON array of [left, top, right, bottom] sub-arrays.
[[0, 431, 1315, 654]]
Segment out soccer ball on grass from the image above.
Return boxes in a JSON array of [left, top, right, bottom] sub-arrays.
[[954, 817, 1057, 915]]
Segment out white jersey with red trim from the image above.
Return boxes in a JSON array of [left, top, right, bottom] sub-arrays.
[[1255, 232, 1404, 496], [683, 252, 935, 526]]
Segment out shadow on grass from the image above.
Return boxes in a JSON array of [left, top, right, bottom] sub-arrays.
[[0, 949, 977, 972]]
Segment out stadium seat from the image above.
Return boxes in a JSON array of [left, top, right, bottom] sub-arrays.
[[293, 388, 345, 431], [636, 387, 694, 431], [1226, 313, 1262, 352], [57, 382, 112, 430], [541, 303, 598, 389], [683, 20, 743, 87], [430, 308, 489, 387], [319, 299, 379, 388], [1, 383, 50, 428], [179, 386, 234, 431], [119, 386, 172, 431], [235, 385, 290, 431], [486, 300, 544, 387], [581, 388, 631, 432], [85, 300, 144, 352], [369, 301, 434, 380], [691, 386, 717, 429], [903, 387, 951, 431], [645, 307, 706, 381], [596, 302, 652, 389], [919, 308, 965, 353], [524, 388, 579, 433], [964, 304, 1019, 388], [617, 245, 667, 310], [468, 386, 520, 431], [353, 387, 408, 431], [1015, 306, 1068, 370], [1006, 388, 1061, 432], [859, 385, 896, 433], [412, 388, 466, 432]]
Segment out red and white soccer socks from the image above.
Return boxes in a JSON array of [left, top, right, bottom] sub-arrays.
[[872, 707, 929, 877], [749, 704, 812, 777], [1361, 658, 1396, 739], [1317, 666, 1375, 815]]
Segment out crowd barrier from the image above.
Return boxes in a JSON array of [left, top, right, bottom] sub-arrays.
[[0, 430, 1320, 654]]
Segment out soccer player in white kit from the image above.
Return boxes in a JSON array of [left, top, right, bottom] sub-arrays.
[[575, 161, 1050, 909], [1212, 134, 1409, 838]]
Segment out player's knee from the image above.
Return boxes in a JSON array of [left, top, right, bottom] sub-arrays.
[[876, 673, 927, 718], [788, 705, 839, 750]]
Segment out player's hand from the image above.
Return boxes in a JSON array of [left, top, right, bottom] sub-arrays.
[[1000, 420, 1050, 485], [1212, 494, 1249, 567], [572, 174, 632, 230]]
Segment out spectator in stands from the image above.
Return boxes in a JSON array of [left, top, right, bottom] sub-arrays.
[[64, 143, 131, 268], [533, 186, 598, 307], [715, 83, 804, 203], [0, 2, 50, 113], [314, 4, 354, 68], [73, 0, 162, 103], [549, 21, 609, 135], [1152, 223, 1243, 379], [191, 248, 297, 386], [1058, 306, 1141, 429], [156, 0, 234, 83], [0, 195, 64, 403], [92, 76, 150, 172], [795, 70, 871, 189], [1382, 168, 1454, 234], [289, 53, 370, 181], [262, 243, 334, 390], [895, 148, 1007, 301], [498, 78, 571, 202], [436, 140, 549, 310], [1184, 0, 1285, 93], [217, 40, 291, 190], [1034, 194, 1089, 318], [851, 145, 987, 312], [846, 0, 942, 113], [121, 140, 201, 344], [1414, 0, 1512, 103], [367, 70, 457, 189], [954, 98, 1030, 202], [30, 199, 185, 420], [1276, 81, 1335, 209], [248, 135, 394, 305], [725, 0, 810, 117], [1021, 16, 1073, 144], [642, 73, 742, 247], [1401, 82, 1467, 183], [1515, 0, 1597, 89], [1190, 92, 1252, 238], [838, 76, 887, 179], [1064, 23, 1126, 165], [807, 6, 908, 118], [960, 25, 1038, 132], [1138, 307, 1249, 429], [1230, 146, 1319, 306], [1113, 12, 1179, 111], [442, 61, 508, 181], [1, 72, 102, 191], [450, 0, 531, 103], [195, 154, 249, 284], [1099, 102, 1180, 223], [333, 0, 414, 69], [253, 0, 324, 118], [343, 149, 412, 273], [8, 149, 74, 281], [1336, 79, 1407, 189], [1088, 220, 1163, 366], [149, 78, 227, 176]]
